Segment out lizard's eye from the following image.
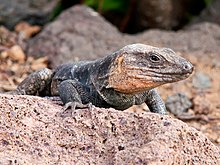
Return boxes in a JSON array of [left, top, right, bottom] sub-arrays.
[[149, 54, 160, 62]]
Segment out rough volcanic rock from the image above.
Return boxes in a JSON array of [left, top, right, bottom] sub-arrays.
[[27, 5, 220, 67], [27, 5, 129, 67], [0, 94, 219, 164], [0, 0, 59, 29]]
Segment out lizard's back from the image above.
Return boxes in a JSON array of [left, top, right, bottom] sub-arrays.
[[51, 61, 95, 96]]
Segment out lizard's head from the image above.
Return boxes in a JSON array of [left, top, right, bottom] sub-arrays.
[[108, 43, 193, 94]]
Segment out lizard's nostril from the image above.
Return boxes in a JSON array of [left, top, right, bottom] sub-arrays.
[[183, 62, 193, 73]]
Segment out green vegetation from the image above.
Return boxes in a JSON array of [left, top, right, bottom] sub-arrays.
[[49, 1, 64, 21], [204, 0, 214, 6], [84, 0, 129, 13]]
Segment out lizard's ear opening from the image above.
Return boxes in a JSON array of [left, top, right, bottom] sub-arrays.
[[108, 54, 126, 89], [115, 55, 124, 74], [108, 54, 126, 75]]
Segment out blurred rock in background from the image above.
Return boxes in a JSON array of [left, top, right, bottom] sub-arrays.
[[0, 0, 59, 29]]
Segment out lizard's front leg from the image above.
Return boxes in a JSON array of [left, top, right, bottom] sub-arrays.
[[11, 68, 53, 95], [58, 79, 92, 110], [145, 89, 166, 115]]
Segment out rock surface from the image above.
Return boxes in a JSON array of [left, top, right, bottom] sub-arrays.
[[0, 94, 220, 164], [165, 93, 192, 116], [0, 0, 59, 29], [27, 5, 220, 67]]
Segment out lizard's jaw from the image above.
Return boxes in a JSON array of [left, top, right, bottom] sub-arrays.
[[156, 60, 194, 83], [108, 64, 193, 94], [108, 74, 162, 94], [108, 68, 166, 94], [134, 57, 193, 83], [125, 59, 193, 84]]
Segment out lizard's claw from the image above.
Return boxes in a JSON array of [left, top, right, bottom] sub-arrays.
[[63, 102, 93, 111], [62, 102, 93, 117]]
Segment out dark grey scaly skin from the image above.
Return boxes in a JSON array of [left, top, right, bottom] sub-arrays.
[[11, 44, 193, 115]]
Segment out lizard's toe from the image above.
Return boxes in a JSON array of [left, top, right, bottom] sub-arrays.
[[63, 102, 93, 117], [87, 102, 93, 111], [63, 102, 93, 111]]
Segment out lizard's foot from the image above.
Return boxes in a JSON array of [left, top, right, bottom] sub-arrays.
[[59, 102, 93, 118], [63, 102, 93, 111], [63, 102, 93, 117]]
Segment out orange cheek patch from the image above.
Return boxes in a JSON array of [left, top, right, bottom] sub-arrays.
[[109, 55, 164, 94]]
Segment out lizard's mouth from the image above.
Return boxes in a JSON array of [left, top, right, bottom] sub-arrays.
[[162, 72, 192, 82], [127, 70, 192, 84], [162, 71, 192, 78], [127, 62, 193, 83]]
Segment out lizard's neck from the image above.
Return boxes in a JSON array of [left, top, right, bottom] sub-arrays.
[[90, 52, 118, 91]]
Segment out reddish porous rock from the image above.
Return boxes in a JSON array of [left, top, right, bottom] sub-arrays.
[[0, 94, 219, 164]]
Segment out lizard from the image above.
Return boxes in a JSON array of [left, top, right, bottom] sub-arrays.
[[10, 43, 193, 115]]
